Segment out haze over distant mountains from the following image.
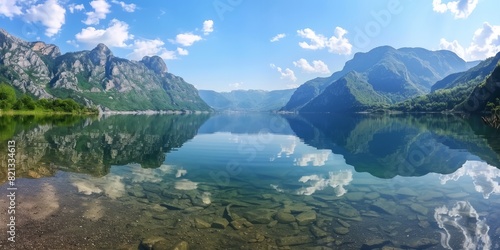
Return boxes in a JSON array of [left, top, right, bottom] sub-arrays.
[[198, 89, 295, 112]]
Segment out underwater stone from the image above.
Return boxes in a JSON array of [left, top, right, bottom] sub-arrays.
[[243, 209, 276, 224], [337, 219, 351, 228], [275, 211, 296, 224], [310, 225, 328, 238], [333, 226, 349, 235], [296, 210, 317, 226], [194, 218, 211, 229], [160, 203, 185, 211], [211, 217, 229, 229], [267, 220, 278, 228], [410, 204, 428, 215], [364, 192, 380, 200], [345, 192, 365, 201], [338, 204, 360, 218], [403, 238, 439, 249], [372, 199, 397, 215], [276, 236, 314, 246], [396, 187, 418, 196], [139, 236, 167, 250], [171, 240, 189, 250]]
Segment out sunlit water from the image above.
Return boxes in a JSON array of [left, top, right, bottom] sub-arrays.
[[0, 113, 499, 249]]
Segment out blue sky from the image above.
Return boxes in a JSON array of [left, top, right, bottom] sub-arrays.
[[0, 0, 499, 91]]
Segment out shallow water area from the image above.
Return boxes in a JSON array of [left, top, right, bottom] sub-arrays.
[[0, 113, 499, 249]]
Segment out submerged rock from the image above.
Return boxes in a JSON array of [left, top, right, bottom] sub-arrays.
[[403, 238, 439, 249], [139, 236, 167, 250], [338, 204, 360, 218], [275, 211, 296, 224], [362, 238, 390, 249], [345, 192, 365, 201], [372, 199, 397, 215], [296, 210, 317, 225], [243, 208, 276, 224], [171, 240, 189, 250], [194, 218, 211, 229], [396, 187, 418, 196], [310, 225, 328, 238], [276, 236, 314, 246], [333, 226, 349, 235], [410, 204, 428, 215], [211, 217, 229, 229]]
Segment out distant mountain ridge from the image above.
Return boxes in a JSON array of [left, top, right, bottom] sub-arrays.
[[199, 89, 295, 111], [0, 29, 210, 111], [282, 46, 474, 112], [394, 52, 500, 112]]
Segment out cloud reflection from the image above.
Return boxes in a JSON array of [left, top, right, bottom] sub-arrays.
[[440, 160, 500, 199], [434, 201, 491, 250], [297, 170, 353, 196], [294, 150, 331, 166], [174, 179, 198, 190]]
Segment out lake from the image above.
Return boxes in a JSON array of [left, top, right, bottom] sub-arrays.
[[0, 113, 499, 249]]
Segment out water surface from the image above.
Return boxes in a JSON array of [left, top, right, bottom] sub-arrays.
[[0, 113, 499, 249]]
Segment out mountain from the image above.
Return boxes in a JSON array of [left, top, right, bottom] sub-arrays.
[[393, 52, 500, 112], [199, 89, 295, 111], [284, 113, 500, 178], [0, 29, 210, 111], [455, 62, 500, 113], [282, 46, 471, 112]]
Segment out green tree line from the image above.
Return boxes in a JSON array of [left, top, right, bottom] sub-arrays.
[[0, 83, 98, 114]]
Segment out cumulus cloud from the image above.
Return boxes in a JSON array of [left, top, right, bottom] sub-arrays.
[[432, 0, 478, 19], [270, 33, 286, 42], [24, 0, 66, 37], [128, 38, 176, 60], [270, 63, 297, 82], [177, 47, 189, 56], [76, 19, 133, 48], [174, 32, 202, 47], [293, 58, 330, 74], [84, 0, 111, 25], [203, 20, 214, 35], [0, 0, 22, 18], [297, 27, 352, 55], [111, 0, 136, 12], [439, 22, 500, 61], [68, 4, 84, 13]]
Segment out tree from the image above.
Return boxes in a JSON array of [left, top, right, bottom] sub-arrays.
[[0, 83, 16, 110]]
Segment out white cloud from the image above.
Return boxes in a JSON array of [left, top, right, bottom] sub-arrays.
[[229, 82, 243, 89], [294, 150, 331, 167], [270, 33, 286, 42], [66, 39, 79, 48], [439, 22, 500, 61], [297, 27, 352, 55], [0, 0, 22, 18], [111, 0, 136, 12], [297, 170, 353, 196], [203, 20, 214, 35], [270, 63, 297, 82], [69, 4, 84, 13], [76, 19, 133, 48], [84, 0, 111, 25], [432, 0, 478, 18], [24, 0, 66, 37], [174, 32, 202, 47], [293, 58, 330, 74], [128, 38, 177, 60], [177, 47, 189, 56]]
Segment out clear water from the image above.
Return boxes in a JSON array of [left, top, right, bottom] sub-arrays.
[[0, 113, 499, 249]]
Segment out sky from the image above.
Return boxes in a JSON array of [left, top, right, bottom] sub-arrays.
[[0, 0, 499, 92]]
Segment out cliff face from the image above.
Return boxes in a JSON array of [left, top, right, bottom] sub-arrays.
[[0, 29, 210, 111]]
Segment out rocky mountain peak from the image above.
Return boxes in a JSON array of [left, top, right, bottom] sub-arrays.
[[30, 41, 61, 58], [141, 56, 168, 74], [89, 43, 113, 65]]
